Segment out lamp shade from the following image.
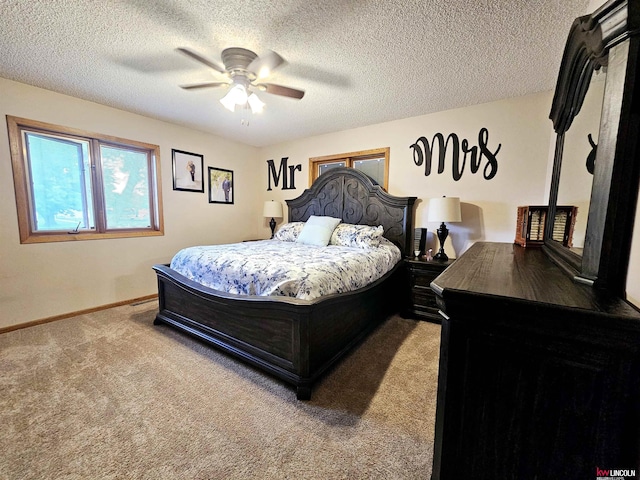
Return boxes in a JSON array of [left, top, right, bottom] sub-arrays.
[[428, 197, 461, 223], [263, 200, 283, 218]]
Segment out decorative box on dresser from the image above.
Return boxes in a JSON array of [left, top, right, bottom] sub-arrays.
[[404, 258, 453, 322], [514, 205, 577, 248]]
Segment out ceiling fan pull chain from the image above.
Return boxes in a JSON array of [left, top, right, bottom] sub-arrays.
[[241, 103, 250, 126]]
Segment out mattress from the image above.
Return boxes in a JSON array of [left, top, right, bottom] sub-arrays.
[[169, 237, 401, 300]]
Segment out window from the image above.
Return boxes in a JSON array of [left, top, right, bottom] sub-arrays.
[[7, 116, 163, 243], [309, 147, 389, 190]]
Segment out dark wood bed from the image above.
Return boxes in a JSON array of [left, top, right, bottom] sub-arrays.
[[153, 167, 416, 399]]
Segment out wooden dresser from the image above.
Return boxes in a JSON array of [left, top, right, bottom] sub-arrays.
[[430, 242, 640, 479]]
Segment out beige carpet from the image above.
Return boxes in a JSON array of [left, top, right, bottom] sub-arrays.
[[0, 301, 441, 479]]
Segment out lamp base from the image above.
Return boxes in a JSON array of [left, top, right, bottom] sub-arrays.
[[433, 251, 449, 261], [435, 222, 450, 261], [269, 217, 276, 239]]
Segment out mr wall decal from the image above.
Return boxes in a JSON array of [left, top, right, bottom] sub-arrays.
[[267, 157, 302, 191], [410, 127, 501, 181]]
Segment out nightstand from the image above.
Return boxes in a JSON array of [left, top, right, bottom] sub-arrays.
[[404, 257, 454, 322]]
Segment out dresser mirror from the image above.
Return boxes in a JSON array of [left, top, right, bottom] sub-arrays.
[[544, 0, 640, 295], [555, 71, 605, 254]]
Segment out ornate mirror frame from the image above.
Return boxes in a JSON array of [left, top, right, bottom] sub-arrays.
[[545, 0, 640, 296]]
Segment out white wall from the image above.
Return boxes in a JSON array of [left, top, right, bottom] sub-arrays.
[[587, 0, 606, 13], [257, 91, 556, 258], [0, 78, 260, 328]]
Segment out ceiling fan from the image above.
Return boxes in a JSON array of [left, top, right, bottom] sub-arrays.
[[177, 47, 305, 114]]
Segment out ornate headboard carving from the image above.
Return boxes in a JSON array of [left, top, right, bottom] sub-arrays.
[[286, 167, 417, 257]]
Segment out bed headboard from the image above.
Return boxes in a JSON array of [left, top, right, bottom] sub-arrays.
[[286, 167, 417, 257]]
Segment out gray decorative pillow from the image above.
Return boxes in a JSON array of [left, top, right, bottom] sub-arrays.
[[330, 224, 384, 249], [273, 222, 304, 242]]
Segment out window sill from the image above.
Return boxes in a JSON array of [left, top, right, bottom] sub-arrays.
[[19, 229, 164, 244]]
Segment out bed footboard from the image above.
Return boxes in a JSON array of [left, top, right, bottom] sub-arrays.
[[153, 262, 405, 400]]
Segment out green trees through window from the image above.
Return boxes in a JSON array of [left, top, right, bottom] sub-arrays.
[[8, 116, 163, 243], [100, 145, 152, 230], [26, 133, 94, 231]]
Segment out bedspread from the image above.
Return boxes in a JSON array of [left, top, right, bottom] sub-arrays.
[[169, 238, 401, 300]]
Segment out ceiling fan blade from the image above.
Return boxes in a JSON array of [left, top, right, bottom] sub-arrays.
[[260, 83, 305, 99], [248, 50, 286, 78], [176, 48, 226, 74], [180, 82, 228, 90]]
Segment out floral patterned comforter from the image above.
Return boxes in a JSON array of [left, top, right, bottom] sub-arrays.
[[169, 238, 401, 300]]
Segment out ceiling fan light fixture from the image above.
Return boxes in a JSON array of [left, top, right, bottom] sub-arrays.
[[178, 46, 305, 117], [247, 93, 265, 113], [219, 93, 237, 112], [231, 83, 249, 104], [220, 83, 249, 111]]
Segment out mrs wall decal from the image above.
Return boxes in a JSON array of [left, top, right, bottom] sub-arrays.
[[586, 133, 597, 175], [267, 157, 302, 191], [409, 127, 501, 181]]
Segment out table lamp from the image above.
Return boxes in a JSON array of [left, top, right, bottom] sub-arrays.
[[428, 196, 461, 261], [263, 200, 283, 239]]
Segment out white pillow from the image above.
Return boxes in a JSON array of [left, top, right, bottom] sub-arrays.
[[296, 216, 342, 247]]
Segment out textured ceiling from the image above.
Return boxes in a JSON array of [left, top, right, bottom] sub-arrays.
[[0, 0, 590, 147]]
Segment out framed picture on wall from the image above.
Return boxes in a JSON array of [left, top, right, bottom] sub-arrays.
[[172, 149, 204, 192], [208, 167, 234, 204]]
